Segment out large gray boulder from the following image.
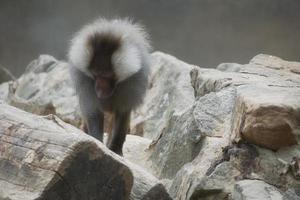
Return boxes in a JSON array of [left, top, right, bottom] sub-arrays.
[[0, 103, 171, 200], [0, 102, 132, 200]]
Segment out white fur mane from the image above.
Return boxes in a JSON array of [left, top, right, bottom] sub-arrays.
[[68, 18, 151, 82]]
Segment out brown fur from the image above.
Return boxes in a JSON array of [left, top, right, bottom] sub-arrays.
[[88, 33, 121, 73]]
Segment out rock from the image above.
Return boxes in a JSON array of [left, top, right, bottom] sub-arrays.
[[250, 54, 300, 75], [0, 82, 9, 102], [168, 137, 234, 199], [0, 102, 133, 200], [104, 133, 154, 176], [140, 183, 172, 200], [1, 52, 300, 200], [0, 103, 171, 200], [25, 54, 57, 73], [232, 85, 300, 150], [128, 163, 172, 200], [233, 180, 300, 200], [229, 55, 300, 149], [148, 86, 236, 179], [0, 66, 15, 83], [190, 54, 300, 151], [107, 134, 173, 200], [244, 146, 292, 189], [291, 156, 300, 180], [217, 63, 242, 72], [3, 55, 82, 128], [146, 53, 300, 199], [132, 52, 195, 139], [227, 54, 300, 150], [123, 135, 153, 173]]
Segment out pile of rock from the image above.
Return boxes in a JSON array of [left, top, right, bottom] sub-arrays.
[[0, 52, 299, 199]]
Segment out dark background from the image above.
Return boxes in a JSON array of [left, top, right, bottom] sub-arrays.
[[1, 0, 300, 77]]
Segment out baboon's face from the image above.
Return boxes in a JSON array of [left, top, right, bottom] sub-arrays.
[[92, 68, 116, 99]]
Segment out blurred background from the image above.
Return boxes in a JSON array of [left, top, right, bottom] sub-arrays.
[[1, 0, 300, 77]]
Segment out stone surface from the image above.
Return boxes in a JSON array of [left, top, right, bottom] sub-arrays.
[[123, 134, 153, 173], [0, 103, 171, 200], [148, 86, 236, 179], [216, 54, 300, 151], [233, 180, 300, 200], [128, 162, 172, 200], [4, 55, 82, 128], [132, 52, 195, 139], [0, 102, 133, 200], [145, 53, 300, 199], [232, 85, 300, 150], [168, 137, 233, 199], [0, 82, 9, 102]]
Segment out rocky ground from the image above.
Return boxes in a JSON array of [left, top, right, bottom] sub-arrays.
[[0, 52, 299, 199]]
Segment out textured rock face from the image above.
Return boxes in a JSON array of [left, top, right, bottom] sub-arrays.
[[0, 103, 171, 200], [0, 52, 300, 199], [132, 52, 195, 139], [228, 55, 300, 151], [233, 180, 300, 200], [1, 55, 82, 128], [0, 103, 133, 200], [142, 53, 300, 199]]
